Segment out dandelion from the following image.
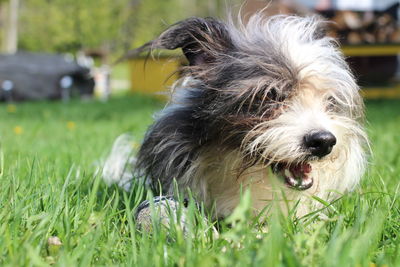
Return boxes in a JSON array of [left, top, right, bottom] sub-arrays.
[[6, 104, 16, 113], [66, 121, 76, 130], [13, 126, 23, 135], [47, 236, 62, 256]]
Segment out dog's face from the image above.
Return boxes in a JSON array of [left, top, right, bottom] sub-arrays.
[[136, 15, 367, 204]]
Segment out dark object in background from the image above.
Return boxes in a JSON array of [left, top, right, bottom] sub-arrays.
[[319, 3, 400, 45], [318, 3, 400, 85], [0, 52, 94, 101], [347, 56, 398, 86]]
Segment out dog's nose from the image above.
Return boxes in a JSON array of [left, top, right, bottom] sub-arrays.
[[304, 130, 336, 158]]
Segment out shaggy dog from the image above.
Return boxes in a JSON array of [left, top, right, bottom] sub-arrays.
[[103, 14, 367, 220]]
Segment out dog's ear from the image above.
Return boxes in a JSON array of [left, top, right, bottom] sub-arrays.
[[155, 17, 234, 65], [124, 18, 234, 66]]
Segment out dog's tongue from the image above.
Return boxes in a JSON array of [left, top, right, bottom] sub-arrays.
[[279, 163, 313, 190], [289, 163, 312, 178]]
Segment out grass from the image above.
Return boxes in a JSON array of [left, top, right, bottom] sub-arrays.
[[0, 95, 399, 266]]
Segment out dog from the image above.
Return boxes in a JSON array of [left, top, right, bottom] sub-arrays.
[[103, 13, 367, 220]]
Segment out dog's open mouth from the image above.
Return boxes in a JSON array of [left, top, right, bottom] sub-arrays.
[[272, 162, 313, 190]]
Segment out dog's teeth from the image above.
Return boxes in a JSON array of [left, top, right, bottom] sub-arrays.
[[286, 176, 296, 186], [275, 162, 314, 190], [298, 176, 313, 190], [303, 164, 312, 173]]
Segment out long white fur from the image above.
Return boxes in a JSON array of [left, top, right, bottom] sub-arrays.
[[103, 14, 367, 218], [102, 134, 137, 191]]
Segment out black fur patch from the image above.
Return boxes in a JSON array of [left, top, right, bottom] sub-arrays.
[[135, 17, 300, 192]]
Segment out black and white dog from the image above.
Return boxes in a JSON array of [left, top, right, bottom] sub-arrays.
[[103, 14, 367, 220]]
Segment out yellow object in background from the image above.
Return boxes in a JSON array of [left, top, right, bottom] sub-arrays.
[[129, 56, 184, 99], [6, 104, 17, 113], [13, 126, 23, 135], [66, 121, 76, 130], [342, 44, 400, 99], [129, 45, 400, 99]]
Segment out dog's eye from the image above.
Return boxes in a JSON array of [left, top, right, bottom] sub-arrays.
[[327, 96, 340, 112], [266, 88, 284, 101], [267, 88, 277, 99], [266, 88, 287, 102]]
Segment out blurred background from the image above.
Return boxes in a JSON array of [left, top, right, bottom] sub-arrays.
[[1, 2, 400, 266], [0, 0, 399, 101]]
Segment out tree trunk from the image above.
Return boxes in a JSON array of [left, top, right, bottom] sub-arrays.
[[5, 0, 19, 53]]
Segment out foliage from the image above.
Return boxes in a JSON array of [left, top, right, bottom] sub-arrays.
[[16, 0, 240, 56], [0, 95, 399, 266], [18, 0, 132, 53]]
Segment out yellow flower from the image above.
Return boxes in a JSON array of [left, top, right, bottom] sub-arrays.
[[66, 121, 76, 130], [47, 236, 62, 256], [6, 104, 16, 113], [13, 126, 23, 135]]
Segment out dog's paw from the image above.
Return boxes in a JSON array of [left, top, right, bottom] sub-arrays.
[[135, 196, 190, 232], [134, 196, 219, 237]]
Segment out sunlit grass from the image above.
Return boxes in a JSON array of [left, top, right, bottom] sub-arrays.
[[0, 95, 399, 266]]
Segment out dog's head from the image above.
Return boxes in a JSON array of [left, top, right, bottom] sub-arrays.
[[138, 14, 367, 194]]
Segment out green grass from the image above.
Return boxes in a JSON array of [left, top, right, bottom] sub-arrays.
[[0, 95, 399, 266]]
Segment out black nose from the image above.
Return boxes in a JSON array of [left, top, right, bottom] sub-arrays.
[[304, 130, 336, 158]]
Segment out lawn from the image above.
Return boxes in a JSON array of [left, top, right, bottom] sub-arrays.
[[0, 95, 399, 266]]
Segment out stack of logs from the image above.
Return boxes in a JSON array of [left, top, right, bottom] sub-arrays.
[[243, 0, 400, 85], [320, 4, 400, 45]]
